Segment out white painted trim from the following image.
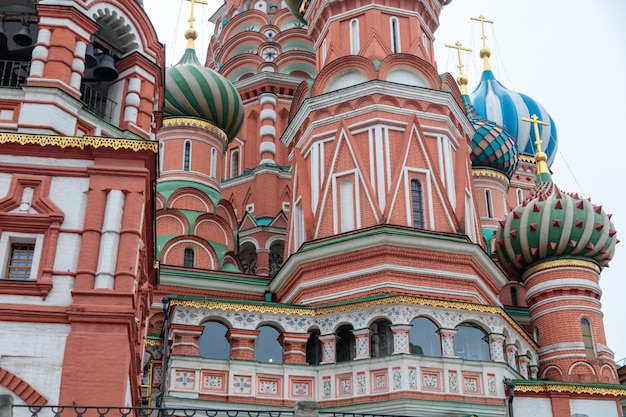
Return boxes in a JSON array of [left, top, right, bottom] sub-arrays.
[[525, 278, 601, 299]]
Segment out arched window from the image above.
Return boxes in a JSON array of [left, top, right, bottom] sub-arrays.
[[581, 318, 594, 358], [322, 39, 327, 64], [210, 147, 217, 178], [336, 325, 355, 362], [409, 317, 441, 357], [510, 286, 519, 307], [183, 247, 194, 268], [485, 189, 493, 218], [454, 323, 490, 361], [255, 325, 282, 363], [516, 188, 524, 205], [306, 329, 322, 365], [230, 149, 239, 178], [390, 17, 400, 53], [183, 141, 191, 171], [533, 327, 540, 344], [199, 321, 230, 359], [240, 242, 257, 274], [421, 32, 429, 55], [370, 319, 393, 358], [349, 19, 360, 55], [269, 240, 284, 277], [340, 178, 355, 232], [411, 179, 424, 228]]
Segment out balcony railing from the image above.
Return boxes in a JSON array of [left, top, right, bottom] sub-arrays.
[[80, 83, 117, 123], [11, 405, 408, 417], [0, 60, 31, 87]]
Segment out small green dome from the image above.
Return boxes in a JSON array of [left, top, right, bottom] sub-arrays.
[[464, 95, 519, 176], [495, 183, 617, 279], [164, 48, 244, 140]]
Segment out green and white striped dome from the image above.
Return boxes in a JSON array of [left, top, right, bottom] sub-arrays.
[[164, 48, 244, 141]]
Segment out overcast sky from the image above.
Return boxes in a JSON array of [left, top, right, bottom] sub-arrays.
[[144, 0, 626, 363]]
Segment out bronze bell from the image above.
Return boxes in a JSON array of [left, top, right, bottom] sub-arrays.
[[94, 54, 119, 82], [85, 43, 97, 69], [0, 15, 7, 43], [13, 15, 33, 47]]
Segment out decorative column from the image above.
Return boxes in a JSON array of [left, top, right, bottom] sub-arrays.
[[438, 328, 457, 358], [529, 365, 539, 380], [319, 334, 336, 364], [123, 77, 142, 125], [227, 328, 258, 361], [352, 328, 370, 359], [259, 93, 277, 165], [280, 332, 309, 364], [488, 333, 506, 363], [94, 190, 125, 289], [517, 354, 529, 379], [170, 324, 204, 356], [115, 191, 144, 292], [256, 248, 270, 276], [73, 187, 107, 291], [391, 325, 411, 354], [28, 5, 98, 98], [506, 343, 518, 370]]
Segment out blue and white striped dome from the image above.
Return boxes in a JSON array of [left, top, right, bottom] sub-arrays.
[[470, 70, 558, 167]]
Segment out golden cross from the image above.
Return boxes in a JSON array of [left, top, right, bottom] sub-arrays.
[[185, 0, 208, 29], [470, 14, 494, 49], [444, 41, 472, 77], [521, 114, 549, 153]]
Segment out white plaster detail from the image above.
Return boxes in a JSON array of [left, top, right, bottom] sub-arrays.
[[525, 278, 601, 300], [259, 125, 276, 138], [0, 322, 70, 407], [0, 109, 14, 120], [326, 70, 369, 93], [259, 141, 276, 155], [259, 109, 276, 122], [570, 399, 618, 417], [259, 93, 277, 107], [50, 177, 89, 230], [386, 69, 428, 88], [94, 190, 125, 289], [19, 187, 34, 213]]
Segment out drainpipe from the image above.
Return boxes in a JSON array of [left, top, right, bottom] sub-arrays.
[[157, 297, 170, 408], [506, 380, 516, 417]]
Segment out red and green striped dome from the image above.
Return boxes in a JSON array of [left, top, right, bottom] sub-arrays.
[[495, 181, 617, 279], [164, 48, 244, 141]]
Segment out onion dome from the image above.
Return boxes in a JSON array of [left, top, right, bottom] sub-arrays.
[[164, 28, 244, 141], [470, 70, 558, 167], [495, 139, 617, 279], [463, 95, 518, 176]]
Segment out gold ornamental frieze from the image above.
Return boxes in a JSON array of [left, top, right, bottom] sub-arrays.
[[0, 132, 158, 152]]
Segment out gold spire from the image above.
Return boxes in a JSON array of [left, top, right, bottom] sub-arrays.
[[184, 0, 208, 49], [445, 41, 472, 95], [470, 14, 494, 71], [521, 114, 550, 175]]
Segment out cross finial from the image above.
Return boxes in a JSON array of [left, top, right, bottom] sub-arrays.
[[186, 0, 208, 29], [522, 114, 550, 175], [445, 41, 472, 94], [183, 0, 208, 49], [470, 14, 494, 71]]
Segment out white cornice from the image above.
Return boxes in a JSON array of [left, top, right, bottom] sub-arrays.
[[271, 230, 508, 300], [281, 80, 473, 148]]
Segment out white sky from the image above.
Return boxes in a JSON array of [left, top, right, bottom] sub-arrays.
[[144, 0, 626, 363]]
